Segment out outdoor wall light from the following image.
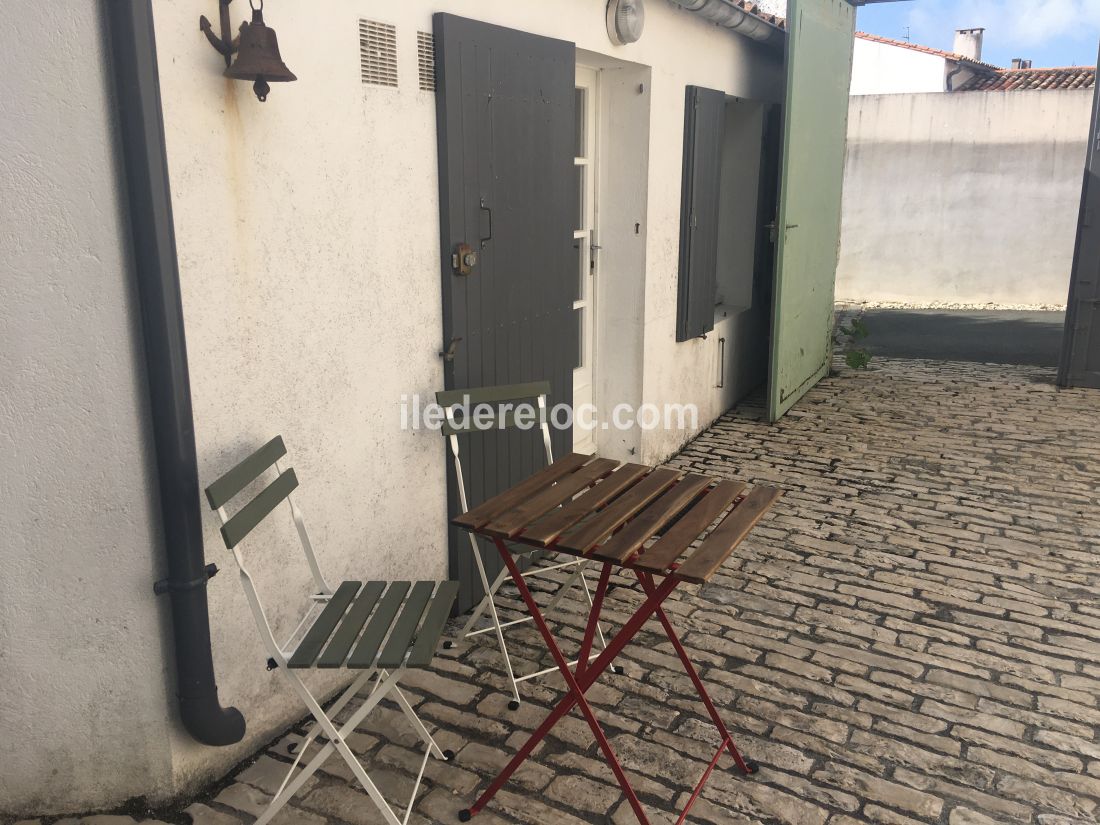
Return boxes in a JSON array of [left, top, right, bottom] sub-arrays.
[[200, 0, 296, 102], [606, 0, 646, 45]]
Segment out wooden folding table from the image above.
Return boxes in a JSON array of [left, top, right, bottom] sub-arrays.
[[453, 452, 782, 825]]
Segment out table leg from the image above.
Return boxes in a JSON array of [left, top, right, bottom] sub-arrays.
[[636, 571, 756, 776], [461, 542, 676, 823], [576, 562, 612, 678]]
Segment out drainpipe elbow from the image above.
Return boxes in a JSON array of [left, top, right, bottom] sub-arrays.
[[946, 65, 965, 91], [180, 693, 246, 747], [164, 584, 247, 746]]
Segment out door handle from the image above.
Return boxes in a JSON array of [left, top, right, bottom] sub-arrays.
[[716, 337, 726, 389], [479, 199, 492, 248]]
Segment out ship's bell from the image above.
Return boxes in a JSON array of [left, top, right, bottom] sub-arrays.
[[225, 6, 296, 102]]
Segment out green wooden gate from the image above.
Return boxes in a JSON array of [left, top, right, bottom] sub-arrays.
[[767, 0, 856, 422]]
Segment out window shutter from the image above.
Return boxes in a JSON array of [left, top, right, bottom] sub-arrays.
[[676, 86, 726, 342]]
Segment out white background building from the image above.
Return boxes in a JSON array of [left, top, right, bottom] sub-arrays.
[[850, 28, 996, 95]]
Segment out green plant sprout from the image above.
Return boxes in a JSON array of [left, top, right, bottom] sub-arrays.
[[835, 312, 871, 370]]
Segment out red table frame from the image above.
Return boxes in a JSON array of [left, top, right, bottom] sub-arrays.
[[458, 536, 758, 825]]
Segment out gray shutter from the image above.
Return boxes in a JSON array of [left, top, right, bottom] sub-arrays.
[[676, 86, 726, 342]]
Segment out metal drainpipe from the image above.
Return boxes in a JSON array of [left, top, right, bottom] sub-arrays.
[[104, 0, 246, 746], [946, 64, 965, 91]]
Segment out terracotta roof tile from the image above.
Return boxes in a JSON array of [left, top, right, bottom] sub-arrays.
[[856, 31, 1000, 72], [957, 66, 1096, 91], [737, 1, 786, 30]]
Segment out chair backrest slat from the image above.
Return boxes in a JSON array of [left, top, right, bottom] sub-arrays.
[[435, 381, 551, 435], [435, 380, 550, 408], [206, 436, 287, 509], [439, 406, 548, 436], [219, 468, 299, 549]]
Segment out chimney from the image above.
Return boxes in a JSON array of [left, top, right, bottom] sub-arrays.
[[1010, 58, 1032, 69], [953, 27, 985, 61]]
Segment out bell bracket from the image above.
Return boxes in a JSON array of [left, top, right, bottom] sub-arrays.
[[199, 0, 239, 68]]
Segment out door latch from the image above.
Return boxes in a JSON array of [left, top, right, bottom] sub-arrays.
[[764, 222, 798, 242], [439, 337, 462, 362], [452, 243, 477, 276]]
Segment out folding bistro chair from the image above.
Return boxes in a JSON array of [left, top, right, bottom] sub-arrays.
[[205, 436, 459, 825], [437, 381, 617, 709]]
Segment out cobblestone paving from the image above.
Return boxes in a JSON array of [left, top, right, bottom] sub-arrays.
[[33, 358, 1100, 825]]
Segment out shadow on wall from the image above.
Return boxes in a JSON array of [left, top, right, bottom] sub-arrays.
[[858, 309, 1066, 368]]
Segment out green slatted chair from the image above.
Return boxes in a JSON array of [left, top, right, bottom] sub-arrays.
[[437, 381, 616, 710], [206, 436, 459, 825]]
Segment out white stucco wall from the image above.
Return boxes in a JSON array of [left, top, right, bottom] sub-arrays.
[[150, 0, 783, 802], [150, 1, 452, 793], [850, 38, 947, 95], [837, 91, 1091, 308], [0, 1, 178, 814], [2, 0, 786, 814], [629, 23, 784, 463]]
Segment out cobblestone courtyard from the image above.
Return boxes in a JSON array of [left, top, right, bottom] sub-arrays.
[[32, 358, 1100, 825]]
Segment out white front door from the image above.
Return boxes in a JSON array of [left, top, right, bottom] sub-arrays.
[[573, 65, 599, 453]]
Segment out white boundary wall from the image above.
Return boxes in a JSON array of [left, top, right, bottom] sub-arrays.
[[837, 90, 1091, 308]]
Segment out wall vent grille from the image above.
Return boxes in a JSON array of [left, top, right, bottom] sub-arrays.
[[360, 19, 397, 87], [417, 31, 435, 92]]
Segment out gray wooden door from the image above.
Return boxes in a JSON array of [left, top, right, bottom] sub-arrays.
[[1059, 43, 1100, 389], [433, 14, 577, 611]]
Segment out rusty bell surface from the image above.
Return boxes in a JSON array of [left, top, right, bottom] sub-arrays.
[[225, 6, 296, 102]]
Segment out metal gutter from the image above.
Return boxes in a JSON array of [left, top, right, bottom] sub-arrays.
[[104, 0, 245, 747], [668, 0, 786, 44]]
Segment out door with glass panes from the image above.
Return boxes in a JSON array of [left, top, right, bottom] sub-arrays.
[[573, 65, 599, 453]]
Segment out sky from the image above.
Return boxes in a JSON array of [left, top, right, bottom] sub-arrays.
[[855, 0, 1100, 68]]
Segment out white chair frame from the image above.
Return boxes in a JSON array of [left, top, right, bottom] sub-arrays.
[[441, 385, 615, 709], [208, 438, 454, 825]]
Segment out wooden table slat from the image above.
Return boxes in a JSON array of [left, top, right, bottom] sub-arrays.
[[674, 486, 783, 583], [633, 480, 746, 573], [557, 467, 682, 555], [452, 452, 593, 530], [519, 463, 651, 546], [484, 458, 620, 538], [592, 474, 714, 563]]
